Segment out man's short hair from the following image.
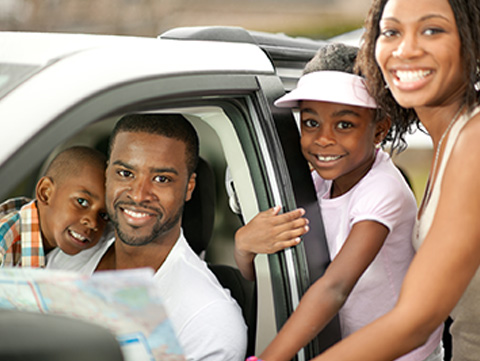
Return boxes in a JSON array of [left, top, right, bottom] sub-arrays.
[[109, 114, 199, 176]]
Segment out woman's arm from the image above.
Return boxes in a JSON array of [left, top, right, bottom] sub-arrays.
[[310, 117, 480, 361], [234, 206, 309, 281], [259, 220, 389, 361]]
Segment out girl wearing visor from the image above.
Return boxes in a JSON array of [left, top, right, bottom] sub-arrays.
[[239, 44, 443, 361]]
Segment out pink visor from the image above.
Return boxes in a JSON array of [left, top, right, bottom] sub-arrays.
[[274, 71, 378, 109]]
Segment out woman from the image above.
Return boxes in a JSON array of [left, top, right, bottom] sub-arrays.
[[309, 0, 480, 360]]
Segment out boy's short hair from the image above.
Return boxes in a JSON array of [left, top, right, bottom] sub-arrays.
[[109, 114, 199, 176], [44, 146, 107, 185]]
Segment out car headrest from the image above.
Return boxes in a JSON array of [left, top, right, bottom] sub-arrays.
[[182, 157, 216, 256]]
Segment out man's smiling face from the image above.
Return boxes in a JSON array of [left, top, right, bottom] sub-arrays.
[[105, 131, 195, 247]]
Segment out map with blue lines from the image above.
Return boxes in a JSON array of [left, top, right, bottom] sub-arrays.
[[0, 267, 185, 361]]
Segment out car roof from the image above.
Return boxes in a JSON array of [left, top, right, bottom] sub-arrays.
[[0, 32, 156, 65], [0, 30, 275, 73], [0, 30, 279, 162], [0, 26, 326, 102], [160, 26, 327, 90], [160, 26, 326, 62]]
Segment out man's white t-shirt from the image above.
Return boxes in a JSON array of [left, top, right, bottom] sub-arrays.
[[46, 231, 247, 361]]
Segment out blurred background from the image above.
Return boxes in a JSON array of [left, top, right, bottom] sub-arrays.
[[0, 0, 371, 38]]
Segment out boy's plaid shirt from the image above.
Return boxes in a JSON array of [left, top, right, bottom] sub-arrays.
[[0, 197, 45, 267]]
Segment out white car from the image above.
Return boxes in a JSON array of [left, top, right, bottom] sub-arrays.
[[0, 26, 351, 360]]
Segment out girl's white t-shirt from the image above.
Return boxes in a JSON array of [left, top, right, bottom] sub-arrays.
[[313, 150, 442, 361]]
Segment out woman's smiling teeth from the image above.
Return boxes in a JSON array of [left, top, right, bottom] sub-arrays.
[[395, 70, 432, 83]]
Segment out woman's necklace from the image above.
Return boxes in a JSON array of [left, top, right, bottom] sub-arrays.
[[422, 104, 465, 206]]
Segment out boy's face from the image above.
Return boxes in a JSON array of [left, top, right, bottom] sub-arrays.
[[40, 164, 108, 254], [300, 100, 388, 192]]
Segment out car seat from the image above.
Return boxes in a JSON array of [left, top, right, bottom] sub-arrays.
[[182, 157, 257, 357]]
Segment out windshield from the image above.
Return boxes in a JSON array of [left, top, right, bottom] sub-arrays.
[[0, 63, 41, 99]]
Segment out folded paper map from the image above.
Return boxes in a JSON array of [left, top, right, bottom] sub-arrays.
[[0, 267, 185, 361]]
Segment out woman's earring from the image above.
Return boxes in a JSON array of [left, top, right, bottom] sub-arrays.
[[375, 142, 382, 149], [475, 63, 480, 91]]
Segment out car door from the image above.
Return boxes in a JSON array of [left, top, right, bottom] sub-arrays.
[[251, 77, 341, 360]]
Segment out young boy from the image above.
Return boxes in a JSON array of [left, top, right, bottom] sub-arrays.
[[0, 146, 109, 267]]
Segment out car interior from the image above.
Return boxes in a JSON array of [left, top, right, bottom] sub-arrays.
[[182, 155, 257, 356], [7, 108, 259, 358]]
